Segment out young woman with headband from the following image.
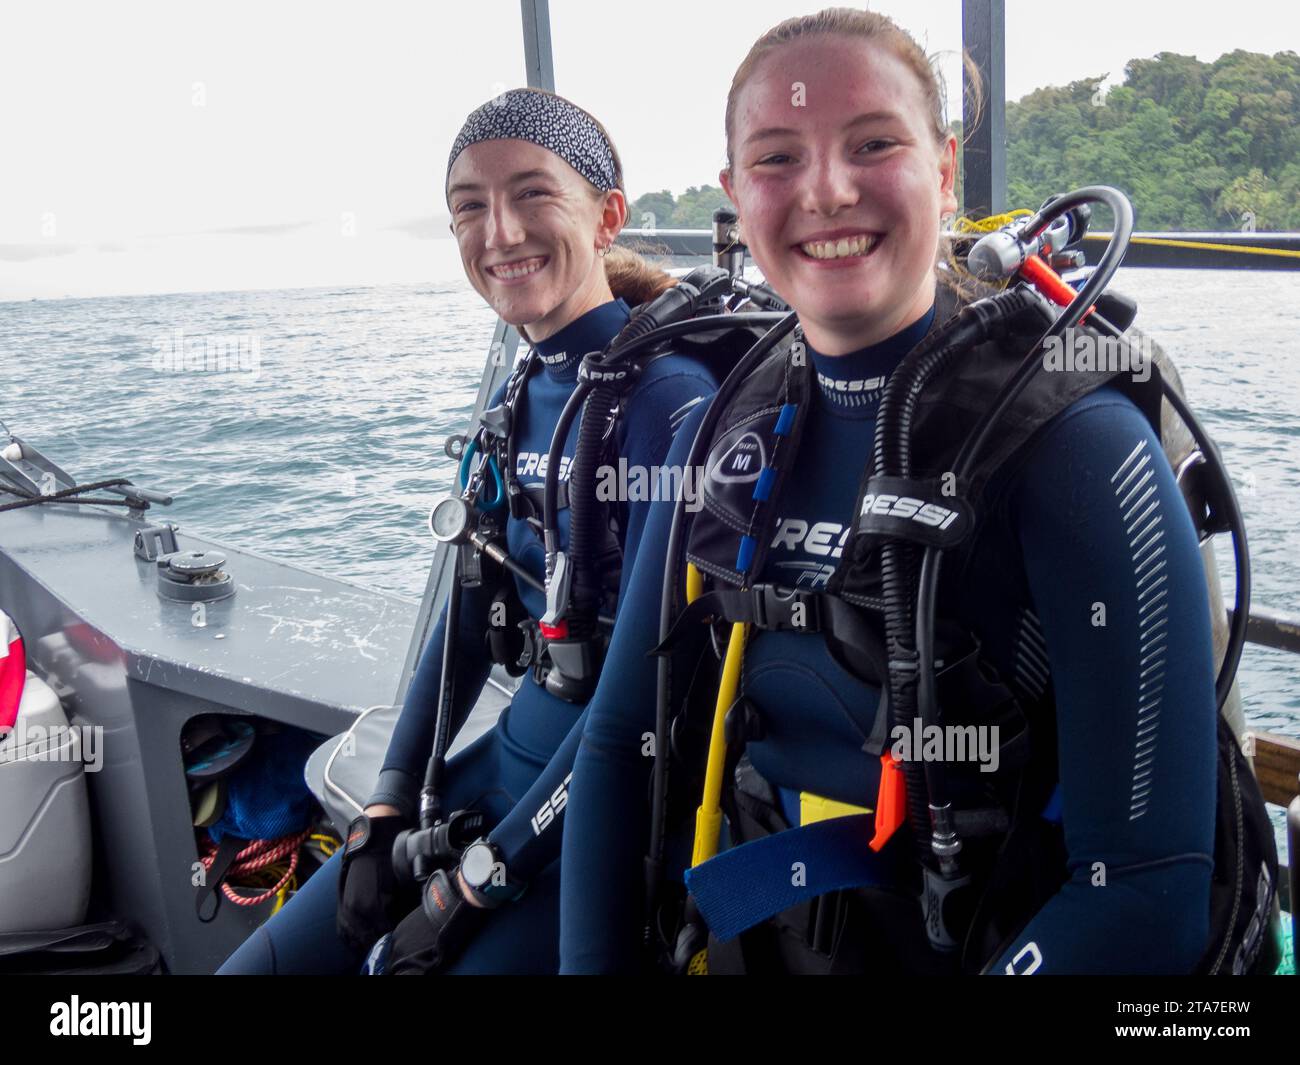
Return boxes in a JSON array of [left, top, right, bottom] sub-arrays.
[[219, 87, 719, 974]]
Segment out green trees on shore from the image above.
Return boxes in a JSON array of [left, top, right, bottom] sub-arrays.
[[1008, 49, 1299, 230], [629, 49, 1300, 232]]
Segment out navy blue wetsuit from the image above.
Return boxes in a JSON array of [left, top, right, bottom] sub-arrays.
[[552, 297, 1217, 974], [217, 297, 715, 975]]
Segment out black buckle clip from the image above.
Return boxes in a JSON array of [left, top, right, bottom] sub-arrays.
[[750, 584, 820, 632]]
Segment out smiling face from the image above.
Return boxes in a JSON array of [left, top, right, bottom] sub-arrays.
[[447, 139, 626, 342], [720, 35, 958, 355]]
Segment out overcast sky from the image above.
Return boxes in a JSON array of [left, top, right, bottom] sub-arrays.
[[2, 0, 1296, 300]]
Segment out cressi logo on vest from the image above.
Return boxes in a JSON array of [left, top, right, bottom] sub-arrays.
[[516, 452, 573, 482], [859, 491, 961, 531], [770, 517, 851, 558], [768, 517, 851, 589]]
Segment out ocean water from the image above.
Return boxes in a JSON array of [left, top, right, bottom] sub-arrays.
[[1, 269, 1298, 746], [1, 281, 495, 605]]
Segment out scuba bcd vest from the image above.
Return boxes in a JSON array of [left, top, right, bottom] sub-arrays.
[[658, 277, 1279, 975], [467, 341, 635, 702], [475, 283, 777, 703], [486, 345, 624, 699]]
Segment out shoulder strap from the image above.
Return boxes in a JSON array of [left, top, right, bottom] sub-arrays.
[[684, 331, 813, 587], [497, 349, 543, 521], [830, 285, 1165, 599]]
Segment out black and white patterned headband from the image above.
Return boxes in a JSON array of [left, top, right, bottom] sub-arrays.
[[446, 89, 619, 200]]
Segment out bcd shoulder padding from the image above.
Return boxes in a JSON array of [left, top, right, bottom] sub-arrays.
[[686, 333, 813, 587], [687, 280, 1165, 598], [831, 282, 1165, 601], [669, 322, 773, 387]]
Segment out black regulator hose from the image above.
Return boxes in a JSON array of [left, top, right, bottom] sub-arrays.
[[538, 301, 780, 582], [538, 269, 781, 702], [541, 309, 786, 585], [540, 312, 784, 576], [414, 551, 464, 880], [953, 186, 1136, 476], [562, 277, 725, 636], [872, 290, 1051, 852], [559, 286, 732, 628], [564, 377, 617, 640], [543, 382, 590, 578], [892, 187, 1135, 861]]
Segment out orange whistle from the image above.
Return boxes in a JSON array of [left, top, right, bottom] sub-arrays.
[[869, 752, 907, 851]]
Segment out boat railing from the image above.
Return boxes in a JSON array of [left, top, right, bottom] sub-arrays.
[[1233, 608, 1300, 921]]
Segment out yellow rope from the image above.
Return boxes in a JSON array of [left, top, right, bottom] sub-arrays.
[[310, 832, 340, 858], [941, 212, 1021, 292], [952, 211, 1299, 260], [271, 873, 298, 914], [1082, 232, 1300, 260], [950, 209, 1033, 234]]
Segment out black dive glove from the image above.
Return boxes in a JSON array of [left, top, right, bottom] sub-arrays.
[[387, 867, 487, 975], [337, 813, 411, 954]]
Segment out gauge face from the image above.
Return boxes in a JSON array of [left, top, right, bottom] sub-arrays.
[[428, 497, 469, 543], [460, 841, 494, 888]]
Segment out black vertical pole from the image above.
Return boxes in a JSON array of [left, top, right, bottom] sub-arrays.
[[961, 0, 1006, 219], [521, 0, 556, 92]]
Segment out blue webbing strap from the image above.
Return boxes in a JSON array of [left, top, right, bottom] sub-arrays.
[[683, 814, 900, 942]]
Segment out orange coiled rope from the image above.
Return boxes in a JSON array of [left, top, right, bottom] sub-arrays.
[[200, 830, 312, 907]]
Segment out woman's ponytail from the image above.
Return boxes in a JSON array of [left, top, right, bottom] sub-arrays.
[[603, 244, 678, 307]]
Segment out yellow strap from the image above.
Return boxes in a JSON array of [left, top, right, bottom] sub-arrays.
[[691, 621, 747, 867]]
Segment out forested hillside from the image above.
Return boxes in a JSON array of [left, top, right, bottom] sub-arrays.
[[628, 50, 1300, 231]]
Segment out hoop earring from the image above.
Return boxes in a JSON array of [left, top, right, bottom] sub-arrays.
[[597, 244, 610, 258]]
